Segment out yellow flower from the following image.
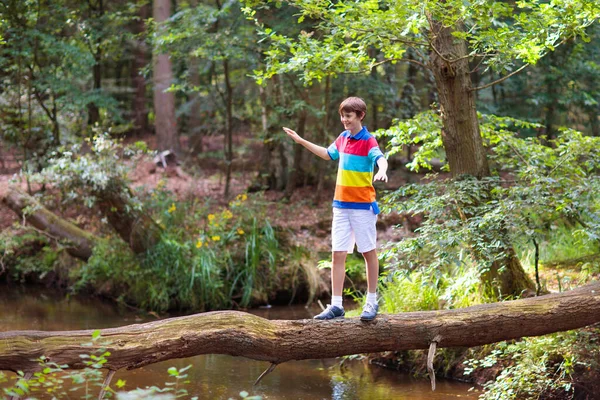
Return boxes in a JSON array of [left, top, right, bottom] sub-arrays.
[[196, 240, 203, 249], [208, 214, 216, 222], [211, 235, 221, 242], [168, 203, 176, 213], [223, 209, 233, 220], [236, 193, 248, 202], [237, 228, 245, 235]]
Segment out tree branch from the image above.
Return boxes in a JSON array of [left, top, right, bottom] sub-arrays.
[[471, 64, 529, 91]]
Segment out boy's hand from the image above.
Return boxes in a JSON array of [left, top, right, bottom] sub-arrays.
[[282, 127, 302, 143], [373, 170, 388, 182]]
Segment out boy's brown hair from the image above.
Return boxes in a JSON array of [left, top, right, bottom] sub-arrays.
[[338, 97, 367, 121]]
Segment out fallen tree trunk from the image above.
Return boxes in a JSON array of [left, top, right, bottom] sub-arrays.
[[1, 186, 98, 260], [1, 281, 599, 373], [93, 179, 162, 254]]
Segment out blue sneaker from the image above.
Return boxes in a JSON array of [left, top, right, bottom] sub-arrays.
[[313, 305, 345, 320], [360, 303, 379, 321]]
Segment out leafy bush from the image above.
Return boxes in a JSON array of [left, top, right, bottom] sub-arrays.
[[377, 113, 600, 297], [463, 329, 600, 400]]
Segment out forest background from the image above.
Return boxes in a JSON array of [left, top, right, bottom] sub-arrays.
[[0, 0, 600, 399]]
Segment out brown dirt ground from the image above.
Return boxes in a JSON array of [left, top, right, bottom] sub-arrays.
[[0, 134, 409, 254]]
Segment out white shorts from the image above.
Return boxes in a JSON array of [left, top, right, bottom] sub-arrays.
[[331, 208, 377, 254]]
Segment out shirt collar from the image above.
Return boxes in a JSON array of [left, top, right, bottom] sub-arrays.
[[348, 126, 368, 140]]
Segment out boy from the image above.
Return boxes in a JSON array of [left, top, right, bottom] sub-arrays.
[[282, 96, 388, 321]]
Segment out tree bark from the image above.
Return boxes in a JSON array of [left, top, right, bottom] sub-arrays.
[[93, 180, 162, 254], [131, 3, 150, 136], [428, 20, 489, 179], [1, 186, 97, 260], [249, 81, 277, 192], [87, 0, 104, 127], [427, 18, 535, 296], [153, 0, 180, 154], [2, 184, 161, 257], [284, 110, 306, 200], [223, 58, 233, 198], [591, 109, 599, 137], [1, 281, 599, 373]]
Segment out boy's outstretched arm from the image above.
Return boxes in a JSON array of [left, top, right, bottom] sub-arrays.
[[282, 127, 330, 160], [374, 157, 388, 182]]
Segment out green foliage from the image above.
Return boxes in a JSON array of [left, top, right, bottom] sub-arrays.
[[69, 188, 283, 312], [0, 228, 57, 282], [379, 270, 441, 313], [379, 115, 600, 296], [0, 0, 133, 172], [375, 110, 445, 173], [246, 0, 600, 84], [480, 24, 600, 137], [38, 132, 148, 208], [464, 329, 599, 399], [0, 333, 111, 399], [0, 334, 263, 400]]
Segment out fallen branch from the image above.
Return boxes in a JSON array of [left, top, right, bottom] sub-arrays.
[[1, 186, 98, 260], [1, 281, 599, 375]]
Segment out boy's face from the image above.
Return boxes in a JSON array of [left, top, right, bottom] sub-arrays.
[[340, 111, 363, 132]]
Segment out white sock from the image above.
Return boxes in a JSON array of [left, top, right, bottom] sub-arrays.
[[366, 292, 377, 306], [331, 295, 343, 309]]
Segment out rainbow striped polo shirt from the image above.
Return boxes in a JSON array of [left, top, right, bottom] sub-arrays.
[[326, 126, 384, 214]]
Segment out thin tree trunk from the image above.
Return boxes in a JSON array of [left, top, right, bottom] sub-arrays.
[[88, 48, 102, 126], [153, 0, 179, 154], [131, 4, 150, 136], [188, 57, 203, 153], [250, 79, 278, 192], [87, 0, 104, 127], [316, 75, 331, 200], [223, 58, 233, 198], [590, 109, 599, 137], [1, 281, 599, 373], [284, 110, 306, 200]]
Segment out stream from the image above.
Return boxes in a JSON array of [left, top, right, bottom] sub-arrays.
[[0, 285, 480, 399]]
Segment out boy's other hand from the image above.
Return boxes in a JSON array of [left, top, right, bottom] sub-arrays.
[[373, 171, 388, 183], [282, 127, 302, 143]]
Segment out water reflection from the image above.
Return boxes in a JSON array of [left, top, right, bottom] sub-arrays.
[[0, 284, 478, 399]]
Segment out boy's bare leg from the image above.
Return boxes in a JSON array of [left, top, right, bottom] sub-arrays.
[[362, 249, 379, 294], [332, 251, 347, 296]]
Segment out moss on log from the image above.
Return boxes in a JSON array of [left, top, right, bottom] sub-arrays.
[[2, 186, 98, 260], [1, 281, 599, 373]]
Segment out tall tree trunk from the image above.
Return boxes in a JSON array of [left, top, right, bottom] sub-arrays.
[[188, 57, 203, 153], [153, 0, 179, 154], [401, 50, 419, 165], [88, 48, 102, 127], [316, 75, 331, 200], [187, 0, 203, 152], [428, 23, 489, 178], [223, 59, 233, 198], [87, 0, 104, 127], [428, 18, 534, 297], [590, 108, 599, 137], [250, 80, 276, 192], [131, 3, 150, 136], [284, 110, 306, 200]]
